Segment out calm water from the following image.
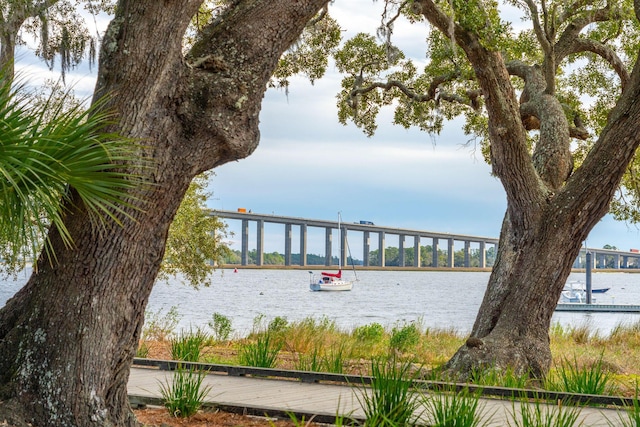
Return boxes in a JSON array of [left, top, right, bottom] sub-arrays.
[[3, 268, 640, 338], [147, 269, 640, 337]]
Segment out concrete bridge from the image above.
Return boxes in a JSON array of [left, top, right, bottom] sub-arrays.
[[211, 210, 640, 270]]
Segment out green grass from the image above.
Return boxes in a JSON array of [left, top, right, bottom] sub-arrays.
[[470, 365, 533, 389], [546, 352, 618, 396], [356, 355, 423, 426], [158, 364, 212, 418], [143, 312, 640, 400], [170, 327, 210, 362], [424, 386, 492, 427], [508, 395, 582, 427], [606, 386, 640, 427], [238, 331, 282, 368]]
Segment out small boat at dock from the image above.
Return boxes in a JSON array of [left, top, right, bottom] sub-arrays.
[[559, 280, 610, 304]]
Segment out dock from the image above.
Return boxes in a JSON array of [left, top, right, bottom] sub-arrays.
[[556, 303, 640, 312], [128, 359, 634, 426]]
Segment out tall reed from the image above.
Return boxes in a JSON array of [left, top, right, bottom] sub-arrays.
[[423, 386, 492, 427], [508, 395, 582, 427], [238, 331, 282, 368], [605, 385, 640, 427], [170, 327, 210, 362], [356, 355, 423, 426], [546, 352, 618, 396], [158, 364, 212, 418]]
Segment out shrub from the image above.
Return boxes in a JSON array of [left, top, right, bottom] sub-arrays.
[[390, 322, 421, 353], [142, 306, 182, 341], [354, 323, 384, 343], [208, 312, 232, 342], [268, 316, 289, 333]]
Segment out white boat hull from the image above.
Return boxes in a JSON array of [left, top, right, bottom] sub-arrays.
[[310, 280, 353, 292]]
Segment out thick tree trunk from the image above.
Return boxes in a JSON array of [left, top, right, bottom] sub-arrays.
[[445, 211, 584, 379], [415, 0, 640, 381], [443, 56, 640, 380], [0, 0, 328, 425]]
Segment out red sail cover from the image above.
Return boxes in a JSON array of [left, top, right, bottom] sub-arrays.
[[321, 270, 341, 278]]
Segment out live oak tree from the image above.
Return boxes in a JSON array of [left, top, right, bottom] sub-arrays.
[[0, 1, 334, 426], [336, 0, 640, 378], [0, 1, 232, 285], [3, 3, 638, 427]]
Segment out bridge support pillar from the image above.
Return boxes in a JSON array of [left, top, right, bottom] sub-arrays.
[[413, 236, 420, 267], [256, 219, 264, 266], [340, 226, 348, 268], [325, 227, 332, 267], [378, 232, 385, 267], [241, 219, 249, 266], [479, 241, 486, 268], [284, 223, 292, 266], [299, 224, 307, 266], [363, 232, 370, 267], [432, 238, 439, 267], [399, 234, 405, 267], [448, 238, 455, 267], [464, 241, 471, 267]]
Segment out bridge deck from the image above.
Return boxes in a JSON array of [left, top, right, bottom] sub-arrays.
[[128, 366, 630, 426]]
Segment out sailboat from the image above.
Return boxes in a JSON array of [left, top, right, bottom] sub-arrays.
[[309, 213, 356, 291]]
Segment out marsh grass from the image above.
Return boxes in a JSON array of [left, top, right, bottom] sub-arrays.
[[508, 395, 582, 427], [424, 386, 492, 427], [239, 331, 282, 368], [144, 311, 640, 398], [546, 352, 618, 396], [295, 347, 323, 372], [470, 366, 532, 390], [170, 327, 210, 362], [323, 343, 348, 374], [281, 316, 346, 354], [356, 355, 424, 426], [158, 364, 212, 418]]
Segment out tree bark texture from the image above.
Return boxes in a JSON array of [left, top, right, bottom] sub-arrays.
[[0, 1, 328, 425], [414, 0, 640, 379]]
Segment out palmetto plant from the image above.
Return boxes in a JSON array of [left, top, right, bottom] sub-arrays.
[[0, 76, 141, 267]]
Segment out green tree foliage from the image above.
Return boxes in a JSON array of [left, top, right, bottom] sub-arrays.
[[159, 172, 231, 288], [332, 0, 640, 222], [0, 76, 140, 269]]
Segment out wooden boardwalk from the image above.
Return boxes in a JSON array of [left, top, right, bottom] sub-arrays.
[[128, 362, 632, 426]]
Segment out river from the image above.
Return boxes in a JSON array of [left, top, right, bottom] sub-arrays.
[[2, 268, 640, 338], [147, 269, 640, 338]]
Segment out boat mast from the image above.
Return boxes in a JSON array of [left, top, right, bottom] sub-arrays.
[[338, 211, 342, 271]]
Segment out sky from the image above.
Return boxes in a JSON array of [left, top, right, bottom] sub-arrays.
[[207, 1, 640, 254], [15, 1, 640, 256]]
